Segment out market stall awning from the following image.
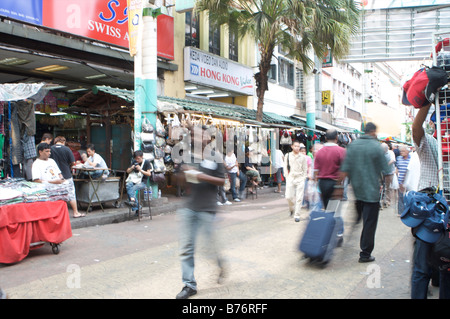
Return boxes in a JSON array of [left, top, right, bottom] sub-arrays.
[[70, 85, 134, 114], [67, 85, 309, 128]]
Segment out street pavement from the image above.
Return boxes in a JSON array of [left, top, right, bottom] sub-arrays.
[[0, 186, 439, 299]]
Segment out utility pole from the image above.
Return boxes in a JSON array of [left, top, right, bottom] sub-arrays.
[[130, 0, 160, 198]]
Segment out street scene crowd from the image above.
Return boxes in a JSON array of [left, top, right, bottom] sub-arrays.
[[1, 106, 450, 300]]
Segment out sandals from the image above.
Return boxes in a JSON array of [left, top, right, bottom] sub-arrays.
[[73, 213, 86, 218]]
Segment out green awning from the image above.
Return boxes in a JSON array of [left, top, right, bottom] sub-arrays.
[[73, 85, 308, 128]]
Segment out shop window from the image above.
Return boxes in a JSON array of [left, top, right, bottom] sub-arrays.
[[229, 31, 238, 62], [185, 11, 200, 48]]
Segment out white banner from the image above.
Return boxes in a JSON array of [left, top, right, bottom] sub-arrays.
[[184, 47, 254, 96]]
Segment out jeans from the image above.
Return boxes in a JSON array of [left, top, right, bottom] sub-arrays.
[[81, 170, 103, 179], [126, 181, 146, 211], [228, 173, 238, 200], [216, 186, 227, 203], [238, 171, 246, 196], [355, 200, 380, 258], [318, 178, 336, 209], [177, 208, 223, 290], [411, 238, 450, 299]]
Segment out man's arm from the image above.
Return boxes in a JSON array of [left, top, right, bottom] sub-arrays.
[[412, 104, 432, 147]]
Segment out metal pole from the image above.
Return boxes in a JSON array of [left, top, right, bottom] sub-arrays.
[[134, 1, 160, 198]]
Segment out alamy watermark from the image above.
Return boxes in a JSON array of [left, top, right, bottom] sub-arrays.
[[150, 124, 285, 170], [66, 264, 81, 289], [366, 264, 381, 289]]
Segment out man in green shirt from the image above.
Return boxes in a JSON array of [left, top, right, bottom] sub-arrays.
[[340, 122, 388, 263]]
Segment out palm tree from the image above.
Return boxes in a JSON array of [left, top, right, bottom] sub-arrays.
[[195, 0, 360, 122]]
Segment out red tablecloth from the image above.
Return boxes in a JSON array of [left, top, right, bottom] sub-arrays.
[[0, 201, 72, 264]]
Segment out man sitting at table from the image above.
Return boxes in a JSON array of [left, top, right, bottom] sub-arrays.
[[80, 143, 109, 179], [32, 143, 86, 218]]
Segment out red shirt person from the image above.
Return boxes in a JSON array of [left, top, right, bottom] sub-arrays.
[[314, 129, 346, 208]]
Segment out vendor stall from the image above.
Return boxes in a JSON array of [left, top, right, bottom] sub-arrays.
[[0, 178, 72, 264]]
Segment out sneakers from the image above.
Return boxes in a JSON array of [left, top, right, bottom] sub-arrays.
[[217, 201, 223, 206], [176, 286, 197, 299], [234, 198, 241, 202], [224, 201, 232, 205]]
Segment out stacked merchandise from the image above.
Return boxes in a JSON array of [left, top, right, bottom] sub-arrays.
[[140, 117, 166, 185], [0, 178, 69, 207]]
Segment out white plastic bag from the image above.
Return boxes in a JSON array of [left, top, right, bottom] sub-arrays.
[[391, 173, 399, 190]]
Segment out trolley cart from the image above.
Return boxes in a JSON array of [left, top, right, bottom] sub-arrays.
[[0, 201, 72, 264]]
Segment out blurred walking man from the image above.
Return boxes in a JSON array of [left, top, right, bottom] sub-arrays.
[[176, 126, 226, 299], [340, 122, 388, 263]]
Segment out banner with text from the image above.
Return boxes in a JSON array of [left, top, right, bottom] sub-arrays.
[[184, 47, 254, 96], [0, 0, 174, 60]]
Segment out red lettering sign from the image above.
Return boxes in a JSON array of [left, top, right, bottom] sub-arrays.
[[41, 0, 174, 60]]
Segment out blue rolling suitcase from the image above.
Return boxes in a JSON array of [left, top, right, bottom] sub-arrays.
[[299, 200, 343, 266]]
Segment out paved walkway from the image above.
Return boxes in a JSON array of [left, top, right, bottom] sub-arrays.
[[2, 186, 437, 299]]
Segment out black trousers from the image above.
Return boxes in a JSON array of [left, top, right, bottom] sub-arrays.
[[355, 200, 380, 258], [318, 178, 336, 209]]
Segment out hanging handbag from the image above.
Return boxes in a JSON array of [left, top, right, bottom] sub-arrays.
[[151, 171, 166, 183], [153, 158, 166, 172], [155, 136, 166, 147], [141, 132, 155, 142], [143, 151, 155, 162], [142, 117, 154, 133], [156, 118, 166, 137], [142, 142, 154, 153], [154, 146, 165, 159]]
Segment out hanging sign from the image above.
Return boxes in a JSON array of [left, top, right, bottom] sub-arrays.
[[184, 47, 254, 96]]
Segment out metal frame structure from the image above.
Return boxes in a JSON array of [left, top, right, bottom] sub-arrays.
[[432, 30, 450, 199]]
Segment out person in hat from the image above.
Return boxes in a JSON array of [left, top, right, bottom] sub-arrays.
[[410, 103, 450, 299]]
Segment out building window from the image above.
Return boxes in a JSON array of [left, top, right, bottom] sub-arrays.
[[209, 16, 220, 55], [296, 68, 304, 100], [229, 31, 238, 62], [185, 11, 200, 48], [268, 64, 277, 82], [279, 58, 294, 88]]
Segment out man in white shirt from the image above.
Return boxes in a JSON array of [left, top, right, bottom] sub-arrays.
[[224, 149, 243, 202], [283, 140, 308, 222], [32, 143, 65, 184], [81, 143, 109, 179], [32, 143, 85, 218]]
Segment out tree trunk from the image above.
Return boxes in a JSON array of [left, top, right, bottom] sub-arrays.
[[255, 47, 274, 123]]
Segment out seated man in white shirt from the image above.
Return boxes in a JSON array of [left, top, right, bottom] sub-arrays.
[[80, 143, 109, 179], [32, 143, 85, 218]]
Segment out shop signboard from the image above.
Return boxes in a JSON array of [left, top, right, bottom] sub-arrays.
[[0, 0, 174, 60], [184, 47, 254, 96]]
